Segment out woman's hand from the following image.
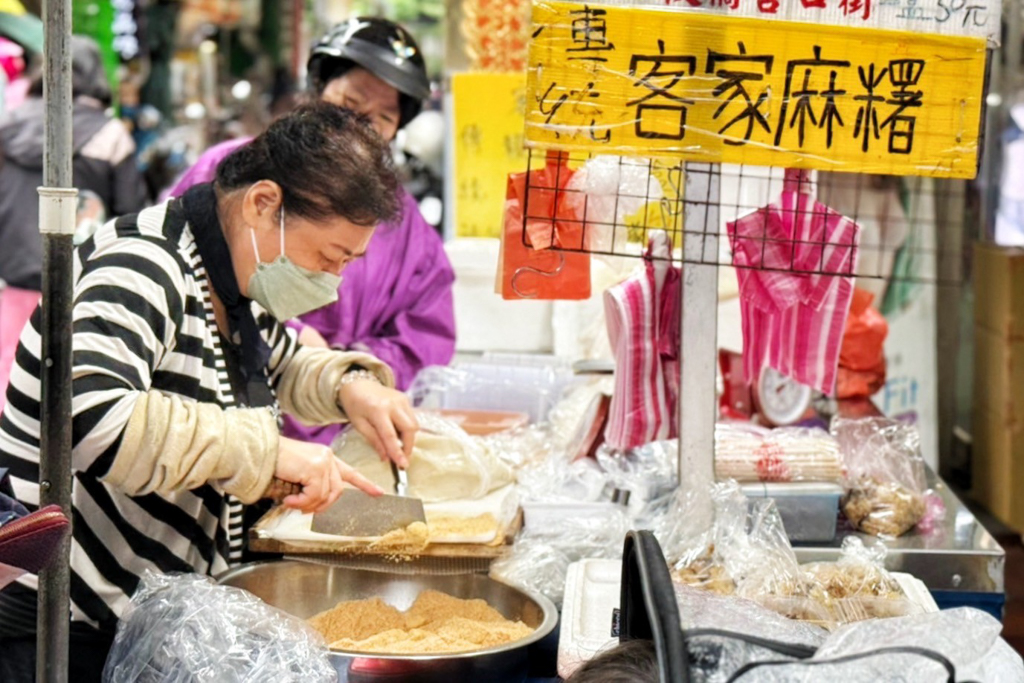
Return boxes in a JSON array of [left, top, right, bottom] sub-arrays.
[[338, 380, 419, 468], [274, 436, 383, 513]]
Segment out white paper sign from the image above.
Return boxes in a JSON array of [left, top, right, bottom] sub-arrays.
[[601, 0, 1002, 44]]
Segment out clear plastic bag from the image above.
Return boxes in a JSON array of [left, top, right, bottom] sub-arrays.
[[653, 483, 716, 581], [333, 411, 514, 502], [831, 417, 927, 537], [103, 571, 336, 683], [674, 583, 828, 648], [596, 441, 679, 526], [676, 583, 826, 683], [561, 155, 664, 254], [490, 506, 631, 607], [656, 483, 809, 605], [516, 450, 610, 504], [731, 608, 1024, 682], [800, 536, 922, 627], [714, 423, 845, 484]]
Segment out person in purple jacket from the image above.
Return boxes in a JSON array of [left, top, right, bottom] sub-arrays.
[[168, 17, 456, 446]]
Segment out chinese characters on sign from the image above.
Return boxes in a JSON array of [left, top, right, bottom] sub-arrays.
[[454, 73, 531, 238], [525, 2, 986, 178], [660, 0, 999, 43]]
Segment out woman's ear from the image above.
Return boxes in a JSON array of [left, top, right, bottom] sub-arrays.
[[241, 180, 284, 231]]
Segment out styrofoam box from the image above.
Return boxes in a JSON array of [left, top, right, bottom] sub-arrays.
[[558, 559, 621, 679], [556, 559, 939, 680], [444, 238, 553, 354], [741, 482, 843, 543]]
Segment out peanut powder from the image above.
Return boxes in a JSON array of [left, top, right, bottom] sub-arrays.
[[426, 513, 499, 539], [367, 521, 430, 559], [309, 589, 534, 654]]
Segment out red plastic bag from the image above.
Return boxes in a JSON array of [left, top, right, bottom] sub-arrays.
[[498, 151, 591, 300], [836, 288, 888, 399]]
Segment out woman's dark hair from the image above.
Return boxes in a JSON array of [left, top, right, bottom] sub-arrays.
[[215, 101, 401, 226], [567, 640, 660, 683]]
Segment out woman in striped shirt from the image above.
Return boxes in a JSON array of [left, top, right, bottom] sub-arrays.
[[0, 102, 419, 681]]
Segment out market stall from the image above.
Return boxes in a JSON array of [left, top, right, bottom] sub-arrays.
[[14, 0, 1022, 680]]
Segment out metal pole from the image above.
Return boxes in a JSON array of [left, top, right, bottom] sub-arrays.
[[678, 163, 720, 493], [38, 0, 77, 681]]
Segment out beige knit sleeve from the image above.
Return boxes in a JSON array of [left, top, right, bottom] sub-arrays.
[[104, 390, 279, 504], [274, 347, 396, 427]]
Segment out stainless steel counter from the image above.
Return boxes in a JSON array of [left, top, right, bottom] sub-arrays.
[[793, 469, 1005, 593]]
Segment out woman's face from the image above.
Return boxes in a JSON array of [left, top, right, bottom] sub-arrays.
[[230, 181, 375, 298], [321, 67, 401, 142]]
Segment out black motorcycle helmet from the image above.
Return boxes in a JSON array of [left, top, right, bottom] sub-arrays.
[[307, 17, 430, 129]]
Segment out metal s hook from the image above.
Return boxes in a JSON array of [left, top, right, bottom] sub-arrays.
[[510, 251, 567, 299]]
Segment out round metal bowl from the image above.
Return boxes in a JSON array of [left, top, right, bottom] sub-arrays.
[[216, 560, 558, 683]]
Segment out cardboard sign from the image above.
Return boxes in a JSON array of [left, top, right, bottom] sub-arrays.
[[453, 72, 531, 238], [525, 2, 987, 178]]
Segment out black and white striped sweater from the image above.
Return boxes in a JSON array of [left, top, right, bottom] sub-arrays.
[[0, 198, 299, 633]]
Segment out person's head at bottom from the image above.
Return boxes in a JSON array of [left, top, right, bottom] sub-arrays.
[[568, 639, 660, 683], [214, 101, 401, 321], [306, 17, 430, 143]]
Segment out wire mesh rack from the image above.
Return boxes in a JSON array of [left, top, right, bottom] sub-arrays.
[[518, 148, 964, 287]]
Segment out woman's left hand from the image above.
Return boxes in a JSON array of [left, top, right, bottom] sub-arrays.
[[338, 380, 418, 468]]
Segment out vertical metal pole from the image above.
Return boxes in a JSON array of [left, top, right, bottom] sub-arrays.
[[39, 1, 77, 681], [678, 163, 720, 492]]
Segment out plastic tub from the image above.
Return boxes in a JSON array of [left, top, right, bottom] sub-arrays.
[[741, 482, 843, 542]]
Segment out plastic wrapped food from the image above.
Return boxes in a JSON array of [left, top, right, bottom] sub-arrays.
[[334, 412, 513, 502], [842, 478, 926, 537], [656, 483, 924, 629], [715, 423, 845, 484], [831, 417, 927, 537], [103, 571, 336, 683], [731, 608, 1024, 682], [800, 537, 922, 627], [723, 493, 808, 601], [657, 483, 817, 613], [672, 549, 736, 595]]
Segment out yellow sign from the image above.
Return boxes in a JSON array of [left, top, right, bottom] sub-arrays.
[[525, 2, 987, 178], [453, 72, 530, 238]]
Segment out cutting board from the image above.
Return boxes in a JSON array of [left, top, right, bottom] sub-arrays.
[[249, 484, 521, 559]]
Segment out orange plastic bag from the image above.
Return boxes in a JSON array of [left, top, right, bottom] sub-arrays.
[[836, 288, 888, 398], [498, 151, 591, 300]]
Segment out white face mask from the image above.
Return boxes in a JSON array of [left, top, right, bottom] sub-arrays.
[[246, 207, 342, 321]]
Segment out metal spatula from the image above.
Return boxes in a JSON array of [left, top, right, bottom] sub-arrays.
[[311, 464, 425, 538]]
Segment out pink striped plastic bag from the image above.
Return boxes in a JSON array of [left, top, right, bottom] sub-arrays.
[[728, 191, 861, 396]]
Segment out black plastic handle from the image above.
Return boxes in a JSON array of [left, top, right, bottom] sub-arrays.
[[620, 530, 689, 683]]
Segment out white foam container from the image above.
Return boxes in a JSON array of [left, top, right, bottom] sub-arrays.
[[557, 559, 621, 679]]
